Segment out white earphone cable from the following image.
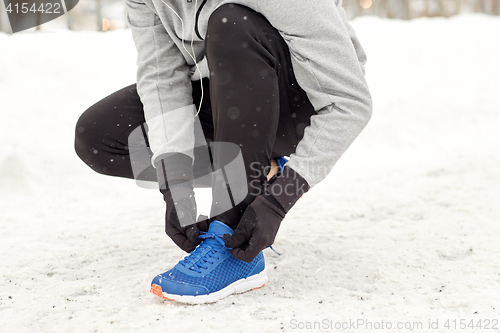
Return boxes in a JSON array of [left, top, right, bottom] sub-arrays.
[[159, 0, 204, 117]]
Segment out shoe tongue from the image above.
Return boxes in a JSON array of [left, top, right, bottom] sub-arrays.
[[208, 220, 233, 235]]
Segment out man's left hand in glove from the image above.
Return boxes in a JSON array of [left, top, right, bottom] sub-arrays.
[[224, 166, 309, 262]]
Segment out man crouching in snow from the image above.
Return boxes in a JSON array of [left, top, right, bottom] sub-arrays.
[[75, 0, 372, 304]]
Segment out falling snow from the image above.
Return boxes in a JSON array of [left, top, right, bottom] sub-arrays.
[[1, 14, 500, 333]]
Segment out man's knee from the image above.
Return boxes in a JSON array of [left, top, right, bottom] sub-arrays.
[[206, 4, 255, 51], [74, 107, 108, 175]]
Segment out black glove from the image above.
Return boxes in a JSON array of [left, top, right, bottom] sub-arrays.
[[156, 153, 208, 253], [224, 166, 309, 262], [163, 183, 209, 252]]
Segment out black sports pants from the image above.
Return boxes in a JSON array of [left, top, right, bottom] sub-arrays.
[[75, 4, 315, 229]]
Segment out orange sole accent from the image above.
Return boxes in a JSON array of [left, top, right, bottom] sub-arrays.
[[150, 284, 175, 301], [253, 283, 266, 290]]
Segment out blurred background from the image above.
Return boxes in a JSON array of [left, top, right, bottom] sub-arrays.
[[1, 0, 499, 330], [1, 0, 500, 33]]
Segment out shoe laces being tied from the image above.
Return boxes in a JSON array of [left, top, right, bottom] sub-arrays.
[[178, 231, 229, 274]]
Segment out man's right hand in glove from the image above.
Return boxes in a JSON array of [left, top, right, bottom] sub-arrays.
[[163, 183, 208, 252], [156, 153, 208, 253]]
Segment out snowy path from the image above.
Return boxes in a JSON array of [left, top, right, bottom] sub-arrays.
[[1, 14, 499, 333]]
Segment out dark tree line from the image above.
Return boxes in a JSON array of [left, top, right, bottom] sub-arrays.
[[1, 0, 499, 33], [345, 0, 500, 20]]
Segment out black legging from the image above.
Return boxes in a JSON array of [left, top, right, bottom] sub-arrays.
[[75, 4, 315, 228]]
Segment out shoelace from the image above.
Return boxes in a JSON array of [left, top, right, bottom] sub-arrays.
[[269, 246, 281, 256], [178, 231, 228, 274]]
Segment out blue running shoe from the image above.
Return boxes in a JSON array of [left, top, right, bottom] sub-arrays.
[[150, 221, 267, 304], [276, 156, 288, 175]]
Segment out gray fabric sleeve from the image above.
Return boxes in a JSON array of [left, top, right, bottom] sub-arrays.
[[337, 2, 368, 75], [254, 0, 373, 187], [124, 0, 196, 163]]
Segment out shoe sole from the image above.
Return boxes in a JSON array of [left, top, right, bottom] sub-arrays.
[[150, 269, 268, 304]]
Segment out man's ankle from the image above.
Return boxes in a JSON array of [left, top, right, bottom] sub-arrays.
[[267, 158, 279, 181]]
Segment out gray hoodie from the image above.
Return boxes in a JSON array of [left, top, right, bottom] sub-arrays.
[[124, 0, 372, 187]]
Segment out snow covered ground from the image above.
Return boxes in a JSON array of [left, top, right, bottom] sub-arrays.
[[1, 14, 500, 333]]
